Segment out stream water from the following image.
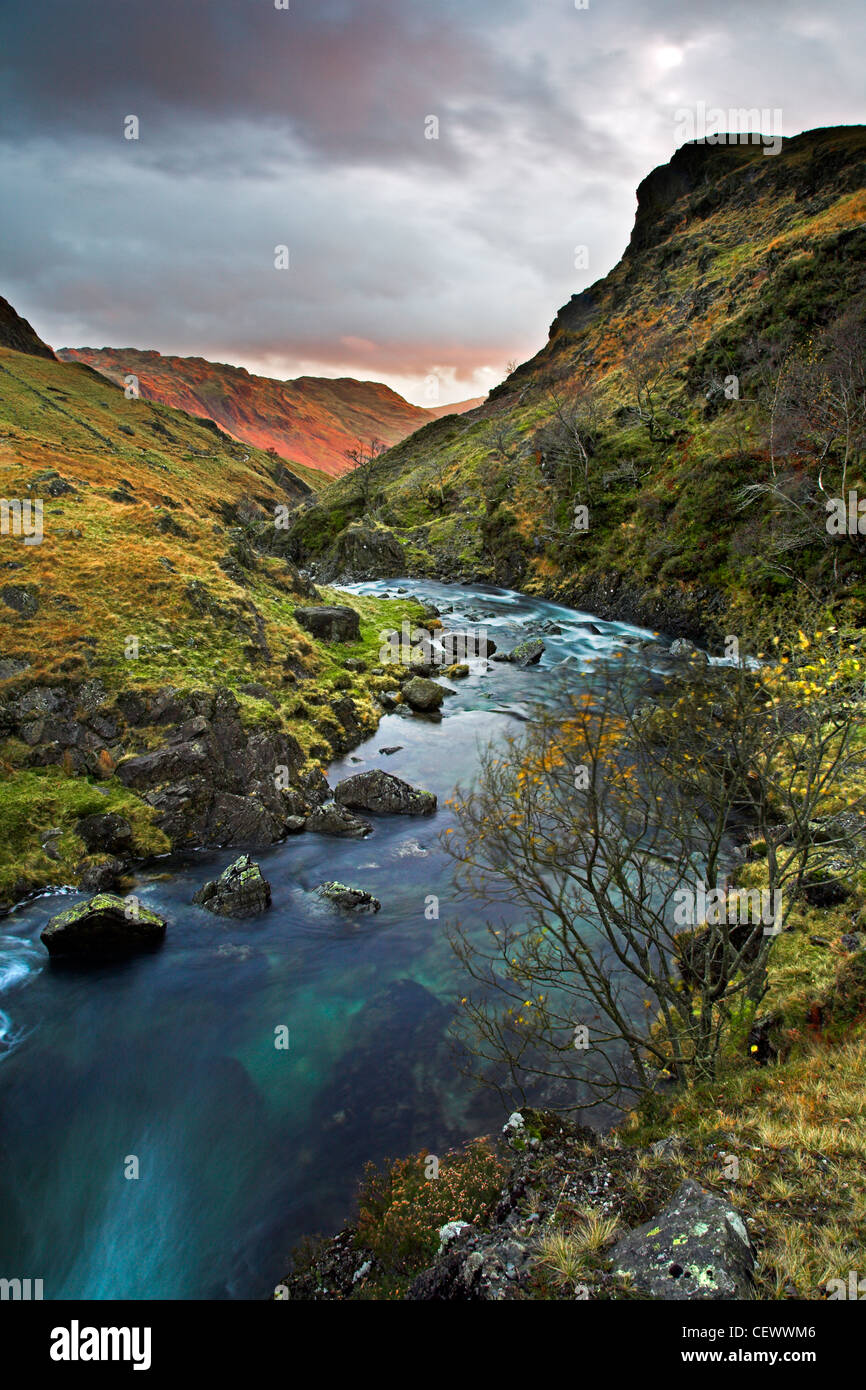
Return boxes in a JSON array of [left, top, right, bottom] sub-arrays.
[[0, 579, 659, 1299]]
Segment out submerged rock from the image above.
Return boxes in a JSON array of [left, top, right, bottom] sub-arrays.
[[401, 676, 447, 711], [611, 1179, 755, 1299], [333, 769, 436, 817], [193, 854, 272, 918], [316, 881, 381, 913], [41, 893, 167, 958]]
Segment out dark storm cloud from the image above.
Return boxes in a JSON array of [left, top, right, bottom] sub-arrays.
[[1, 0, 864, 403]]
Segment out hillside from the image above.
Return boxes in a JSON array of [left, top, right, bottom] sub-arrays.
[[0, 295, 56, 360], [0, 319, 431, 904], [287, 125, 866, 644], [57, 346, 483, 478]]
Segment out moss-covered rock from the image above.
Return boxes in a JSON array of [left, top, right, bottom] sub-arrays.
[[41, 892, 167, 958]]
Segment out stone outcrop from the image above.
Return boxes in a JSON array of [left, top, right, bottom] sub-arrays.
[[192, 854, 272, 918]]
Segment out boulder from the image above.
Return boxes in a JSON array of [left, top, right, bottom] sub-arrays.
[[611, 1179, 755, 1299], [77, 858, 128, 893], [317, 882, 381, 913], [333, 769, 436, 817], [402, 677, 447, 711], [318, 522, 405, 582], [293, 604, 361, 643], [41, 893, 167, 958], [192, 854, 272, 918], [305, 799, 372, 838], [508, 637, 545, 666], [1, 584, 39, 618], [75, 812, 133, 855], [670, 638, 709, 664]]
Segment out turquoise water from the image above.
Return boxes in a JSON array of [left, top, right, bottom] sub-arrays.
[[0, 580, 657, 1299]]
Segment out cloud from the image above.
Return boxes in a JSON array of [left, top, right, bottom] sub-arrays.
[[1, 0, 864, 404]]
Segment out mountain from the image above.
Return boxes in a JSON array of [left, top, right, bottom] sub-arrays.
[[0, 317, 430, 903], [0, 295, 56, 360], [56, 346, 482, 478], [287, 125, 866, 643]]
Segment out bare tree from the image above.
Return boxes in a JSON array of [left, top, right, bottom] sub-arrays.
[[738, 309, 866, 581], [344, 438, 387, 509], [620, 329, 688, 446], [444, 641, 865, 1112], [540, 378, 602, 502]]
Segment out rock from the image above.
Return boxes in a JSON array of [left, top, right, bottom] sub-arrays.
[[316, 881, 381, 913], [446, 663, 470, 678], [801, 864, 851, 907], [0, 657, 30, 681], [748, 1012, 781, 1065], [75, 812, 133, 855], [611, 1179, 755, 1300], [379, 745, 403, 756], [318, 522, 405, 582], [293, 605, 361, 643], [284, 815, 307, 834], [508, 637, 545, 666], [841, 931, 864, 952], [670, 638, 709, 664], [77, 858, 127, 893], [192, 854, 272, 918], [41, 893, 167, 958], [305, 799, 372, 838], [377, 690, 401, 709], [1, 584, 39, 618], [438, 1221, 472, 1251], [402, 676, 446, 711], [407, 1225, 533, 1301], [333, 769, 436, 817]]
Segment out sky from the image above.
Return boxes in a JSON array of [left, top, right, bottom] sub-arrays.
[[1, 0, 864, 405]]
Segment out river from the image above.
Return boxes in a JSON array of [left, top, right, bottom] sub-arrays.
[[0, 579, 658, 1299]]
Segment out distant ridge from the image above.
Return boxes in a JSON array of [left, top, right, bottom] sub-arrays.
[[57, 345, 483, 477]]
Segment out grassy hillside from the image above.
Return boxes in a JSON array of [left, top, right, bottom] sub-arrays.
[[289, 126, 866, 644], [58, 346, 481, 479], [0, 341, 430, 902]]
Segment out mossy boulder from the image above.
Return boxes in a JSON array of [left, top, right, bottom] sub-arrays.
[[316, 881, 381, 913], [41, 892, 167, 958], [508, 637, 545, 667], [611, 1179, 755, 1299], [294, 605, 361, 643], [192, 853, 272, 918], [401, 677, 447, 711]]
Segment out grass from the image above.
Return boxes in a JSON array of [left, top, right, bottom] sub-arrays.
[[0, 765, 170, 901], [0, 345, 432, 897]]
